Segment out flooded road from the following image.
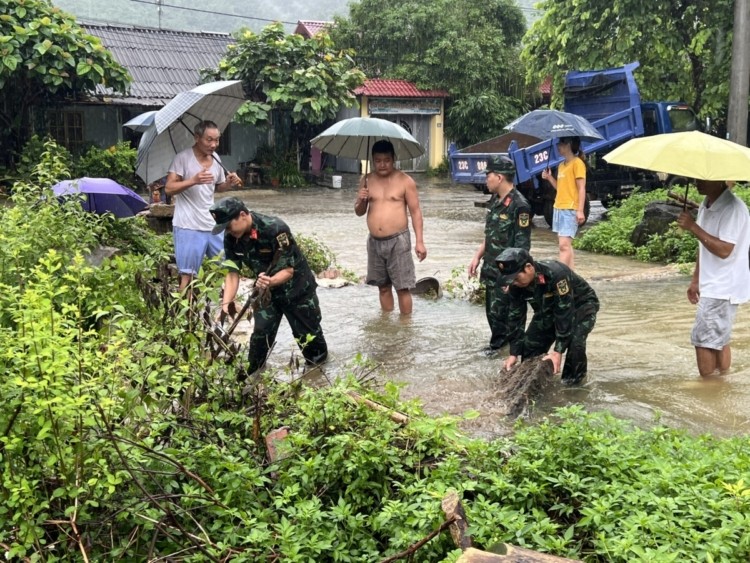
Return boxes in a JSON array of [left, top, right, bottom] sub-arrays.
[[224, 178, 750, 438]]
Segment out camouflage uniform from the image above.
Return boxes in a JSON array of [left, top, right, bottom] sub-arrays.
[[481, 190, 532, 349], [223, 212, 328, 374], [506, 260, 598, 383]]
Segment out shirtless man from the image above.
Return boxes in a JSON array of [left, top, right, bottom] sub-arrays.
[[354, 139, 427, 314]]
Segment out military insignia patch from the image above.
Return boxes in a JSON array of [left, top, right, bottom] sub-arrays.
[[499, 214, 509, 220], [556, 279, 570, 295], [276, 232, 290, 248], [519, 213, 530, 227]]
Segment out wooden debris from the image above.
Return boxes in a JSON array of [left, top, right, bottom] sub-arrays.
[[667, 190, 699, 209], [345, 391, 409, 425], [441, 491, 472, 549], [496, 356, 554, 418], [457, 546, 580, 562]]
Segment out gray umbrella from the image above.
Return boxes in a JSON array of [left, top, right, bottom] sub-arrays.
[[311, 117, 425, 161], [504, 109, 603, 142], [135, 81, 245, 185], [123, 110, 156, 133]]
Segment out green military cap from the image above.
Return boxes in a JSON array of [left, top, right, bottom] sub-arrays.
[[484, 155, 516, 176], [496, 247, 533, 286], [210, 196, 249, 235]]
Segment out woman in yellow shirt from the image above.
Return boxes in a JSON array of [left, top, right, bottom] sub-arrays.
[[541, 136, 586, 269]]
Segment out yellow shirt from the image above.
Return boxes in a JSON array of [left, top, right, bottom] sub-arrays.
[[554, 158, 586, 210]]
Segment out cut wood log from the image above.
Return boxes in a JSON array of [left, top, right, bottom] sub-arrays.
[[345, 391, 409, 425], [457, 545, 580, 562], [441, 491, 472, 549]]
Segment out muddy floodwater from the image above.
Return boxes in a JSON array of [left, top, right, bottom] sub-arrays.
[[223, 178, 750, 439]]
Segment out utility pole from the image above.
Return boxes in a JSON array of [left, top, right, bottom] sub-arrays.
[[727, 0, 750, 145]]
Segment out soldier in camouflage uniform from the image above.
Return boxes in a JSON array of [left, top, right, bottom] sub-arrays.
[[210, 197, 328, 376], [497, 248, 598, 384], [469, 156, 532, 355]]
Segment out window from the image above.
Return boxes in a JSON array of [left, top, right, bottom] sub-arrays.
[[48, 110, 84, 152]]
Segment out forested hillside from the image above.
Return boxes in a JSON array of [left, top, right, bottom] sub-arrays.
[[53, 0, 541, 33]]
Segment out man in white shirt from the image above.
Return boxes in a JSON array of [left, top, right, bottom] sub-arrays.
[[165, 120, 242, 291], [677, 179, 750, 377]]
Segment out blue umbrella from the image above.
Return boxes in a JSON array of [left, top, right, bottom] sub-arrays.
[[52, 177, 148, 218], [504, 109, 604, 142], [123, 110, 157, 133]]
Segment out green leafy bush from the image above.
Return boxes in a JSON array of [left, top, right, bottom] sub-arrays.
[[72, 141, 142, 189], [579, 185, 750, 263], [2, 179, 750, 562]]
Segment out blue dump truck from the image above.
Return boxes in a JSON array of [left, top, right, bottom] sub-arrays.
[[449, 62, 701, 224]]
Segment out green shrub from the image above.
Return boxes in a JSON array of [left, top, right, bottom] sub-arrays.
[[72, 141, 142, 189]]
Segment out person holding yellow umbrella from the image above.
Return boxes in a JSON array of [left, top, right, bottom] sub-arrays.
[[604, 131, 750, 378]]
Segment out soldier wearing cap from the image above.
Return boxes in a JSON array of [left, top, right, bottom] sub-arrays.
[[497, 247, 598, 384], [468, 156, 532, 355], [210, 197, 328, 376]]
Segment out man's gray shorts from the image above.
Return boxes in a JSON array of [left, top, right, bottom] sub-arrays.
[[691, 297, 737, 350], [366, 229, 416, 291]]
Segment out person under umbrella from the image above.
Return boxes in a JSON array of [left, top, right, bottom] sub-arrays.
[[541, 136, 587, 269], [676, 179, 750, 378], [165, 120, 243, 292], [354, 139, 427, 315]]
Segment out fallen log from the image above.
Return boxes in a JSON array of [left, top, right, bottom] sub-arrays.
[[667, 190, 699, 209], [457, 546, 580, 562], [496, 357, 554, 418], [441, 491, 472, 549], [345, 390, 409, 425]]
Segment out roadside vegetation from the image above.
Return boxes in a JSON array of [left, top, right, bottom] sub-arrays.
[[2, 154, 750, 561], [576, 185, 750, 264]]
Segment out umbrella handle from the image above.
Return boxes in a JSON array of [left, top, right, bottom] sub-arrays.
[[212, 153, 230, 176]]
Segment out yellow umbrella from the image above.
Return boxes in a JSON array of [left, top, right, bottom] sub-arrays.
[[603, 131, 750, 181]]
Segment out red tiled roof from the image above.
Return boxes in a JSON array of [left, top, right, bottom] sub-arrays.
[[540, 76, 552, 95], [294, 20, 332, 38], [354, 79, 449, 98]]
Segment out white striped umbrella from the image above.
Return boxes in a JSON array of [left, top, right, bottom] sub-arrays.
[[135, 81, 245, 185]]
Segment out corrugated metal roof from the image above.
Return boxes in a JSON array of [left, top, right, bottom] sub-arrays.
[[354, 79, 449, 98], [82, 23, 233, 106]]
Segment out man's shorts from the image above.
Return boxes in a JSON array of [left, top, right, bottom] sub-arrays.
[[173, 226, 224, 276], [552, 208, 578, 238], [366, 229, 416, 291], [691, 297, 738, 350]]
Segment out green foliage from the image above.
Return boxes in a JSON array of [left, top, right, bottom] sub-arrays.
[[444, 265, 485, 303], [205, 22, 364, 128], [426, 156, 451, 178], [522, 0, 733, 123], [3, 176, 750, 560], [332, 0, 531, 146], [296, 233, 335, 274], [577, 188, 692, 261], [0, 0, 130, 164], [71, 141, 142, 189], [270, 154, 307, 188]]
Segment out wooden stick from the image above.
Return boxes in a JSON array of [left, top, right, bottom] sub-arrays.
[[379, 517, 456, 563], [345, 391, 409, 425], [441, 491, 472, 549]]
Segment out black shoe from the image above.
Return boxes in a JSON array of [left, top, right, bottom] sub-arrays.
[[561, 375, 586, 386]]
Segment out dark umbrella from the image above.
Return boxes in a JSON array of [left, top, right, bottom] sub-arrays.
[[504, 109, 603, 142], [52, 177, 148, 218]]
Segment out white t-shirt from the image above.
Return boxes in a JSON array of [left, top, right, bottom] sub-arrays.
[[169, 148, 226, 231], [697, 188, 750, 304]]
